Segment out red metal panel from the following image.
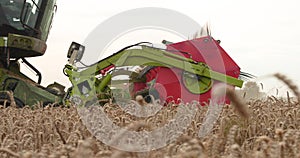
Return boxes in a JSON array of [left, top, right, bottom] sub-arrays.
[[152, 36, 241, 104]]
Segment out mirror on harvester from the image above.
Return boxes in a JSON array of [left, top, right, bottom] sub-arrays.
[[67, 41, 85, 62]]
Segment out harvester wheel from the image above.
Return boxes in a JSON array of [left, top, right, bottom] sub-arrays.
[[0, 92, 24, 108], [134, 88, 160, 103]]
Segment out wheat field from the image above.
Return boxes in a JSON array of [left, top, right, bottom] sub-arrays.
[[0, 75, 299, 158]]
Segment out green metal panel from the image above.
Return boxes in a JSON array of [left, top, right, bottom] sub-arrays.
[[78, 47, 243, 88], [0, 37, 7, 47], [0, 68, 62, 106], [39, 0, 57, 41]]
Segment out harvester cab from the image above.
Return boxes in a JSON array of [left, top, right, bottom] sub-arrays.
[[0, 0, 63, 107]]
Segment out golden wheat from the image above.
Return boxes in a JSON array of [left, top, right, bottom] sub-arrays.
[[0, 78, 299, 158]]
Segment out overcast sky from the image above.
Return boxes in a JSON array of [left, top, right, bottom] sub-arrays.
[[24, 0, 300, 96]]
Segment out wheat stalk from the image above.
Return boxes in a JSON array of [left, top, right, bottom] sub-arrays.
[[274, 73, 300, 103], [0, 147, 19, 157]]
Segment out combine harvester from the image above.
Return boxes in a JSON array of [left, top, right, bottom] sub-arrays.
[[0, 0, 247, 107]]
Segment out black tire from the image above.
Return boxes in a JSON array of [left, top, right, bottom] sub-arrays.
[[0, 92, 25, 108]]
